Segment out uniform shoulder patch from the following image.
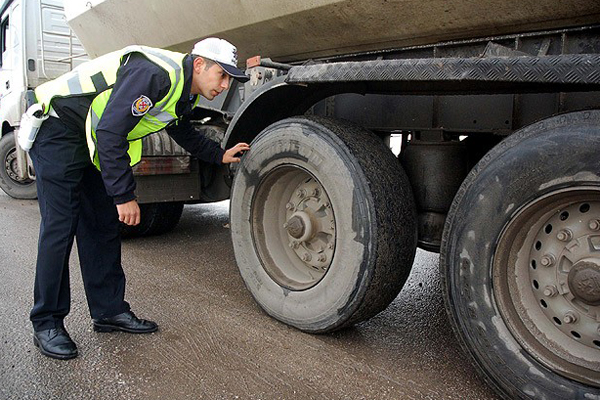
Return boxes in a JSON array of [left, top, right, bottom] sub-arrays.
[[132, 95, 153, 116]]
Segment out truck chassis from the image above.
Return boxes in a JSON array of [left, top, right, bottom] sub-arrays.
[[221, 25, 600, 399]]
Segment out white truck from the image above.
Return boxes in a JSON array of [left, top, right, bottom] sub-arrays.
[[0, 0, 228, 236], [39, 0, 600, 398], [0, 0, 85, 199]]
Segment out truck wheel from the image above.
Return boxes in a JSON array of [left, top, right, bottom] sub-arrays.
[[0, 132, 37, 199], [441, 110, 600, 399], [230, 116, 417, 333], [121, 202, 184, 238]]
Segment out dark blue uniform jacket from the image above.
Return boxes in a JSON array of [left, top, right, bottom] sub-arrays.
[[52, 53, 225, 204]]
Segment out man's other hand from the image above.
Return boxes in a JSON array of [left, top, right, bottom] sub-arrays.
[[117, 200, 141, 226], [222, 142, 250, 164]]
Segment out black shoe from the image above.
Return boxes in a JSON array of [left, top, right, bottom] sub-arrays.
[[33, 328, 78, 360], [93, 311, 158, 334]]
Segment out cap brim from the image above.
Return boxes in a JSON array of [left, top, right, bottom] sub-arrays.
[[216, 61, 250, 83]]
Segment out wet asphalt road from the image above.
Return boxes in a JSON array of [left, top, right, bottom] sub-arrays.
[[0, 191, 499, 400]]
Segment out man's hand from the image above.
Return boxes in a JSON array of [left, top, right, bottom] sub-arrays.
[[116, 200, 141, 226], [222, 142, 250, 164]]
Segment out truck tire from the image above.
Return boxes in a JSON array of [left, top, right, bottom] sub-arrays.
[[0, 132, 37, 199], [230, 116, 417, 333], [441, 110, 600, 399], [121, 202, 184, 238]]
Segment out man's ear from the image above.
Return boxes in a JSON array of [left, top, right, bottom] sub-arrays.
[[193, 56, 205, 72]]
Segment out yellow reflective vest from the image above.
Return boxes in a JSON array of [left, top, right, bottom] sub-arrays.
[[34, 46, 201, 169]]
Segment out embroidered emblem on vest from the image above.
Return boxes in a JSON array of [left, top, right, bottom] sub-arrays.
[[132, 95, 153, 116]]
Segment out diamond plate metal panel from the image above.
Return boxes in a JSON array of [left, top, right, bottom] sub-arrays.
[[286, 55, 600, 88]]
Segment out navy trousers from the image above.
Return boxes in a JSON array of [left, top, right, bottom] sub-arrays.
[[29, 116, 130, 331]]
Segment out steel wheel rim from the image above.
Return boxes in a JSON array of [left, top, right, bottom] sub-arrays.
[[4, 147, 32, 185], [494, 187, 600, 387], [251, 165, 336, 291]]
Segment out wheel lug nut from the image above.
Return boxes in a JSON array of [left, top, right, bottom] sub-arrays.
[[540, 254, 555, 267], [312, 188, 320, 197], [302, 253, 311, 262], [589, 219, 600, 231], [543, 285, 558, 297], [323, 202, 330, 208], [286, 202, 295, 211], [289, 241, 299, 249], [327, 243, 334, 250], [297, 189, 306, 198], [563, 311, 578, 324], [318, 254, 327, 262], [556, 229, 572, 242]]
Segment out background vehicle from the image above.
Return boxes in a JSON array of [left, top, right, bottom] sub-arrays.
[[0, 0, 85, 199], [67, 1, 600, 398], [0, 0, 226, 236]]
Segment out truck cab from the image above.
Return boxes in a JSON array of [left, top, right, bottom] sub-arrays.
[[0, 0, 86, 199]]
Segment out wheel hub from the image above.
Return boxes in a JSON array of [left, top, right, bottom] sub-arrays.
[[250, 166, 336, 291], [4, 146, 32, 184], [286, 213, 311, 241], [568, 261, 600, 306], [494, 190, 600, 387], [528, 201, 600, 353], [285, 178, 335, 273], [6, 150, 19, 181]]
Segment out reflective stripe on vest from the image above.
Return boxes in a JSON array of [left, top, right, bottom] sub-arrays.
[[35, 46, 193, 169]]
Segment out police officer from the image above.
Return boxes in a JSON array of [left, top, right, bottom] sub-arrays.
[[29, 38, 250, 360]]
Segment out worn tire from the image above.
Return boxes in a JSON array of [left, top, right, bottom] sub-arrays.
[[441, 110, 600, 399], [0, 132, 37, 199], [231, 116, 417, 333], [121, 201, 184, 238]]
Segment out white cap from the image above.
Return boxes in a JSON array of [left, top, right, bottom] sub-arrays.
[[191, 37, 249, 82]]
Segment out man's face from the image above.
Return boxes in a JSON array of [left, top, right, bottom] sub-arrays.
[[192, 57, 231, 100]]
